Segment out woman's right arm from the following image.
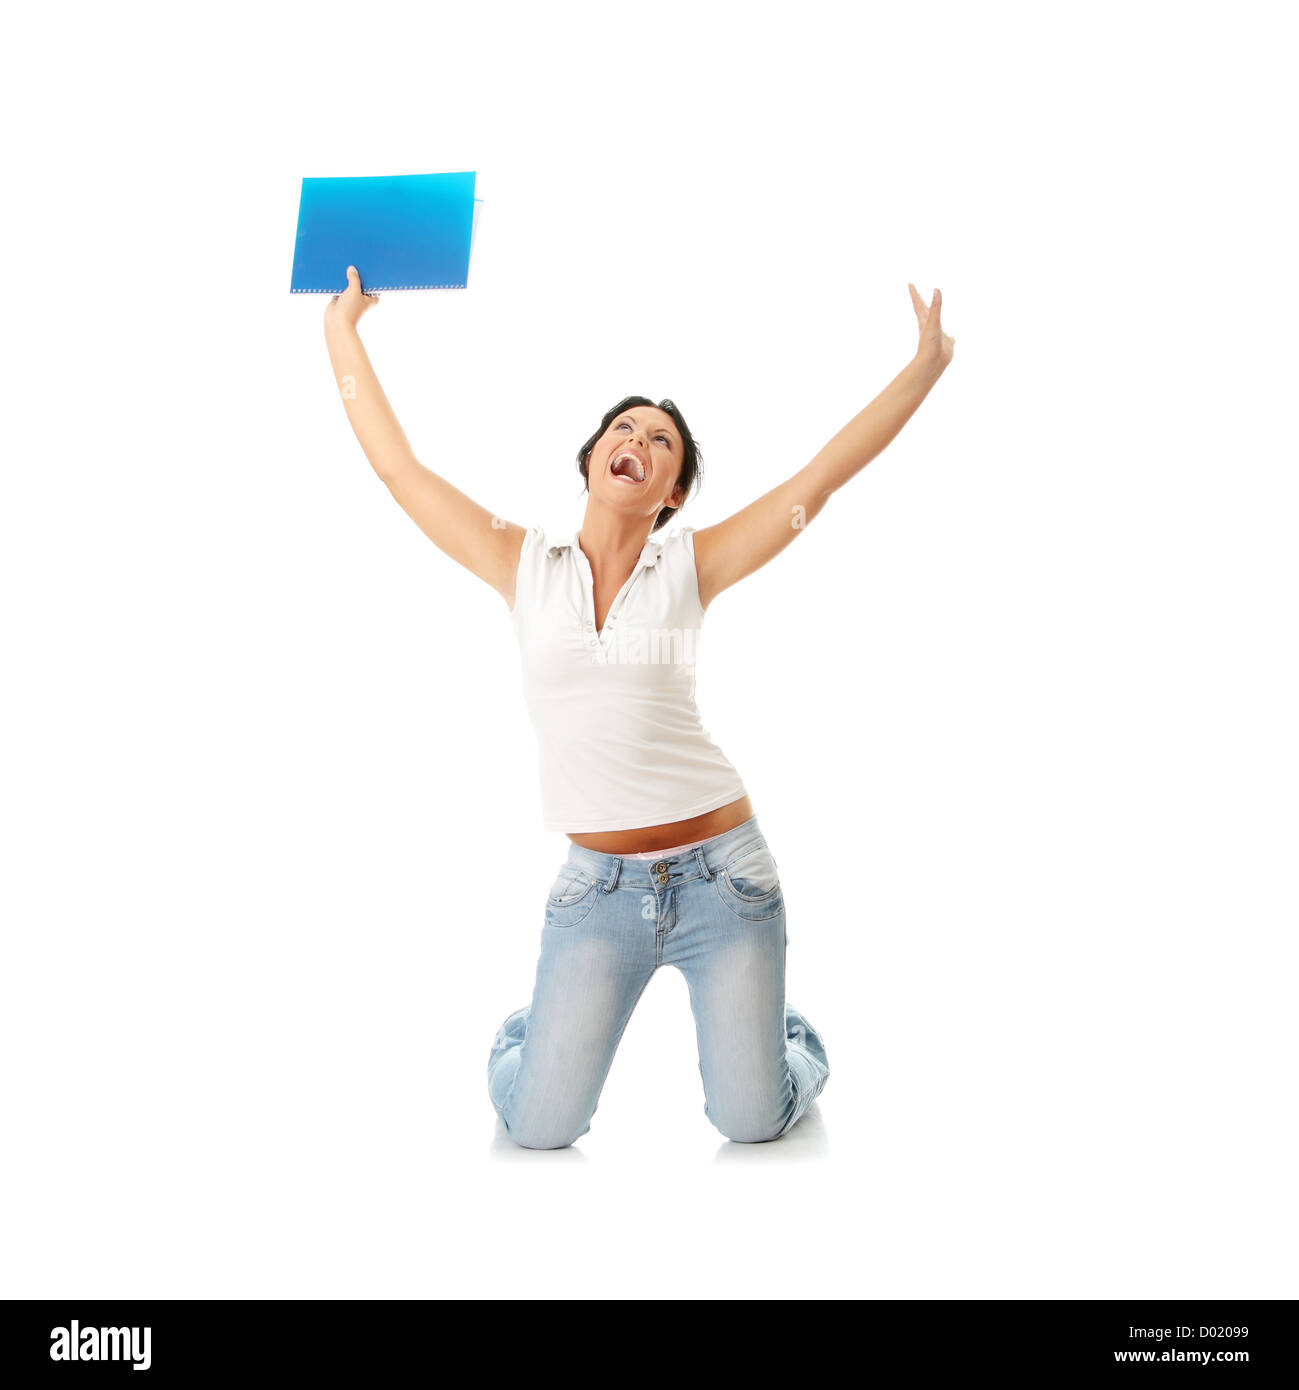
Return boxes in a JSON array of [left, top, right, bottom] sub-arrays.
[[323, 265, 525, 607]]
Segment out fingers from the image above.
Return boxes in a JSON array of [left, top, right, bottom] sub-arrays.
[[345, 264, 381, 302], [910, 282, 951, 349]]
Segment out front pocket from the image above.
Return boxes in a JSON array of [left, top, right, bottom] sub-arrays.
[[714, 845, 784, 921], [544, 867, 601, 928], [547, 868, 597, 905], [722, 846, 781, 898]]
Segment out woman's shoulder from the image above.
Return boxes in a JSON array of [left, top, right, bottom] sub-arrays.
[[650, 525, 708, 610], [515, 523, 566, 561], [657, 524, 701, 568], [511, 526, 579, 604], [654, 523, 697, 554]]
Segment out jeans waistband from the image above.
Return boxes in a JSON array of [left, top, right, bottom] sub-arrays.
[[563, 816, 766, 891]]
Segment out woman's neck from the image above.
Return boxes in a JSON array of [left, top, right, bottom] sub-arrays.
[[577, 507, 654, 576]]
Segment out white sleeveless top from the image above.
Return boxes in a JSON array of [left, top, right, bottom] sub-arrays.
[[509, 524, 748, 832]]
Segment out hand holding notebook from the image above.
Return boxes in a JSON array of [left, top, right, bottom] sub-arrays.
[[324, 265, 380, 333]]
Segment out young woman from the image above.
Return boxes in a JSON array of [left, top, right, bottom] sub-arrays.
[[323, 267, 954, 1148]]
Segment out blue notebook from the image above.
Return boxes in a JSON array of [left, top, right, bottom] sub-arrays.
[[290, 170, 480, 293]]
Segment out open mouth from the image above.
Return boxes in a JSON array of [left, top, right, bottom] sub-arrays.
[[610, 450, 647, 484]]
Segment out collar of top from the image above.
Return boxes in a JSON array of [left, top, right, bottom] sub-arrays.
[[547, 531, 664, 568]]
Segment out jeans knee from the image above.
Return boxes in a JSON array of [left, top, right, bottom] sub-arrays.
[[503, 1116, 588, 1150], [710, 1115, 785, 1144]]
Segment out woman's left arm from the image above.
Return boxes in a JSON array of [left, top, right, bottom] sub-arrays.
[[693, 284, 955, 608]]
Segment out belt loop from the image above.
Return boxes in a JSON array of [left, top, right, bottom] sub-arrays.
[[603, 857, 622, 892], [694, 844, 713, 881]]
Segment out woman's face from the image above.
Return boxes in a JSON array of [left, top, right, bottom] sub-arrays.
[[588, 406, 685, 522]]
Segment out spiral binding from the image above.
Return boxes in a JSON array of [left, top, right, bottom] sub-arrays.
[[291, 284, 463, 293]]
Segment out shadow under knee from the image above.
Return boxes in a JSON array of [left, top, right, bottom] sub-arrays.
[[712, 1100, 829, 1158], [711, 1117, 785, 1144], [490, 1115, 590, 1154]]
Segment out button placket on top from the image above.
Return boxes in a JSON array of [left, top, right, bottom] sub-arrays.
[[572, 540, 657, 663]]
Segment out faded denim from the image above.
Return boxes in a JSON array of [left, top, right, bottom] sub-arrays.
[[488, 817, 829, 1148]]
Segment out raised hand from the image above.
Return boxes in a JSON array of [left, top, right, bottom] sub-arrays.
[[908, 283, 955, 372], [324, 265, 380, 333]]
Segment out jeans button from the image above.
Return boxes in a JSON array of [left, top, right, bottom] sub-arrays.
[[657, 873, 669, 884]]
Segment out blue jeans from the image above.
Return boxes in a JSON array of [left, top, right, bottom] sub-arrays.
[[488, 816, 829, 1148]]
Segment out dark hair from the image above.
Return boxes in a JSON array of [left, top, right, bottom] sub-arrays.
[[576, 395, 703, 533]]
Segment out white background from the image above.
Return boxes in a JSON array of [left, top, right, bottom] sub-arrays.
[[2, 0, 1294, 1299]]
